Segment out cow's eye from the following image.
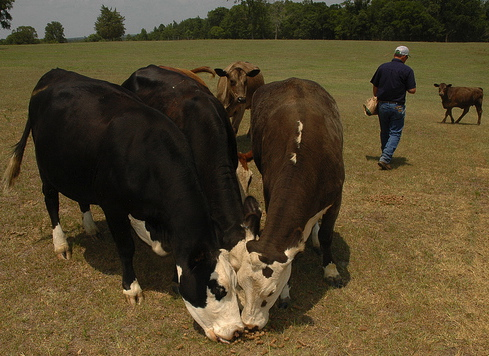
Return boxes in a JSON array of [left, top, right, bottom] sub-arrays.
[[208, 279, 227, 301]]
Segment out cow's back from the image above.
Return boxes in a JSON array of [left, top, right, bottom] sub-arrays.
[[122, 65, 245, 248], [29, 69, 199, 212], [251, 77, 344, 210], [446, 86, 484, 107]]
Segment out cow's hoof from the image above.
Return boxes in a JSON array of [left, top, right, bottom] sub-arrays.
[[125, 293, 143, 306], [325, 275, 344, 288], [55, 244, 71, 260], [123, 281, 143, 305]]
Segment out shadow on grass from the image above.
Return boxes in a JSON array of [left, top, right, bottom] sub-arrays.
[[267, 231, 351, 332], [73, 221, 176, 294], [68, 217, 350, 332], [438, 120, 480, 125], [365, 155, 411, 169]]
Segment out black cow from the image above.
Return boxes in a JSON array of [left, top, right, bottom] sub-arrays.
[[121, 65, 257, 258], [434, 83, 483, 125], [237, 78, 345, 330], [2, 69, 243, 343]]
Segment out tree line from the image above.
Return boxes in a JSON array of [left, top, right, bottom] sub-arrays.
[[2, 0, 489, 44]]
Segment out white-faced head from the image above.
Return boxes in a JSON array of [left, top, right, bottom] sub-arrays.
[[236, 234, 299, 330], [177, 249, 244, 342]]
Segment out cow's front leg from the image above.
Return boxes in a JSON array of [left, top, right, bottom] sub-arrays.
[[318, 202, 343, 288], [103, 206, 144, 305]]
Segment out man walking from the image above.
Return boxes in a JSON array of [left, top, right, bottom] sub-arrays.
[[370, 45, 416, 170]]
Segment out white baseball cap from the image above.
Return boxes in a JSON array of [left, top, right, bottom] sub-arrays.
[[395, 46, 410, 56]]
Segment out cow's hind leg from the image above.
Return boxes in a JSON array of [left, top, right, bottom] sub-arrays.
[[79, 203, 101, 238], [317, 198, 343, 288], [43, 183, 71, 260], [103, 206, 143, 305], [455, 107, 470, 124]]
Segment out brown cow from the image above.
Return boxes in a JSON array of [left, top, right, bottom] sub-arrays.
[[234, 78, 345, 330], [158, 66, 215, 88], [434, 83, 483, 125], [215, 61, 265, 134]]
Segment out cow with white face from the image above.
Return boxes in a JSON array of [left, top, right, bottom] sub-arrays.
[[237, 77, 345, 330], [3, 69, 244, 343]]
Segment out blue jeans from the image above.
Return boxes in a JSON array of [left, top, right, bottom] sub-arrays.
[[378, 103, 405, 164]]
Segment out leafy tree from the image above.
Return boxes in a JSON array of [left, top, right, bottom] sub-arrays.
[[209, 25, 226, 38], [369, 0, 442, 41], [178, 17, 207, 39], [94, 5, 125, 41], [5, 25, 39, 44], [85, 33, 102, 42], [436, 0, 486, 42], [269, 1, 286, 39], [221, 4, 250, 38], [44, 21, 67, 43], [0, 0, 14, 29], [207, 7, 230, 28]]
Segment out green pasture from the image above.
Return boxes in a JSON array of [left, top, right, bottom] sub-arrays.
[[1, 40, 488, 355]]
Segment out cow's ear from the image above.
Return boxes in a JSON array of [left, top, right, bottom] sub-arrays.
[[215, 68, 227, 77], [247, 69, 261, 78], [447, 84, 452, 87], [434, 84, 439, 87]]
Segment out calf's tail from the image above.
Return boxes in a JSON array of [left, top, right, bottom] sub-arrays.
[[3, 118, 32, 192]]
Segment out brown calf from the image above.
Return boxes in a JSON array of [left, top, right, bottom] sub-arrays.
[[434, 83, 483, 125]]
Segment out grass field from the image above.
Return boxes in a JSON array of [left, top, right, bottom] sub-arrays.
[[1, 40, 489, 355]]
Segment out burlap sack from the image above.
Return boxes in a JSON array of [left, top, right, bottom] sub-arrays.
[[363, 96, 378, 116]]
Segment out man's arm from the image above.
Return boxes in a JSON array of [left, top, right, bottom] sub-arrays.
[[407, 88, 416, 94], [373, 85, 378, 96]]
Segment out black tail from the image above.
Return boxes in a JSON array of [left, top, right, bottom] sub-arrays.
[[2, 118, 32, 192]]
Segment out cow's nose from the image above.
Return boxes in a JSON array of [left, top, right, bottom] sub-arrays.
[[237, 97, 246, 103]]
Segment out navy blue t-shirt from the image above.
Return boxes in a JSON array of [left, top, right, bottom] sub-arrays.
[[370, 58, 416, 104]]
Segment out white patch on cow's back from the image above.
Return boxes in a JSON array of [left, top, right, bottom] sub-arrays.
[[295, 120, 303, 148], [290, 153, 297, 164], [128, 214, 169, 256]]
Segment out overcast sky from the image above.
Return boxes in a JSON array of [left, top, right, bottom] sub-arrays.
[[0, 0, 339, 39]]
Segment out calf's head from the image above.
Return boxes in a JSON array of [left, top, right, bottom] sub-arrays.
[[215, 66, 261, 104], [434, 83, 452, 97], [177, 249, 244, 343]]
